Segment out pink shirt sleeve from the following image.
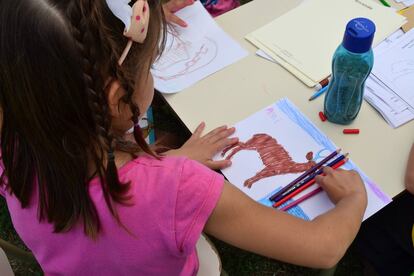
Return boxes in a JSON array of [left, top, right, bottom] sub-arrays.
[[174, 159, 224, 255]]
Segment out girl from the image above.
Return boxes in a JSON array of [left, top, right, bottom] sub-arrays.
[[0, 0, 367, 275]]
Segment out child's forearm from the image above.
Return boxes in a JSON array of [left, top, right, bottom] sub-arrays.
[[310, 193, 366, 267], [405, 144, 414, 194]]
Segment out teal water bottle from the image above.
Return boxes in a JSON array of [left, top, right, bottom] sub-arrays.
[[324, 18, 375, 124]]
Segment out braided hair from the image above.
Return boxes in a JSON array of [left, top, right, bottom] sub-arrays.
[[0, 0, 165, 238]]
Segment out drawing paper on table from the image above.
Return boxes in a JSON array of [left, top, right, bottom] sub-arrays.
[[151, 1, 248, 93], [216, 98, 391, 220], [222, 133, 315, 188], [372, 29, 414, 109]]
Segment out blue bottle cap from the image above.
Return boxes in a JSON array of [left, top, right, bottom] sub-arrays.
[[342, 18, 376, 53]]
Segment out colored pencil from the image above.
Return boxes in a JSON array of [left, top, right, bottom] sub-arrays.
[[314, 77, 330, 91], [379, 0, 391, 7], [272, 159, 347, 208], [280, 187, 323, 211], [269, 149, 341, 202], [309, 85, 329, 101], [272, 153, 347, 203]]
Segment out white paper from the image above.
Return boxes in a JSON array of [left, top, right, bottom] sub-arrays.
[[151, 1, 248, 93], [363, 29, 414, 128], [371, 29, 414, 110], [255, 49, 278, 64], [215, 98, 390, 221], [403, 0, 414, 7]]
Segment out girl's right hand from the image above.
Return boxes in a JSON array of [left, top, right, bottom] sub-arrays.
[[315, 167, 367, 205]]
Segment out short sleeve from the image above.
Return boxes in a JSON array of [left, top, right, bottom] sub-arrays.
[[174, 159, 224, 255]]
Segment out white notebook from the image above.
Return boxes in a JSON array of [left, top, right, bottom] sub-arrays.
[[246, 0, 406, 87]]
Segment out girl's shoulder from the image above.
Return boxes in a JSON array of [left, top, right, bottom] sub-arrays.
[[120, 154, 224, 196]]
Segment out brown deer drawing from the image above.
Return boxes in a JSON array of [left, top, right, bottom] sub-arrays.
[[222, 133, 315, 188]]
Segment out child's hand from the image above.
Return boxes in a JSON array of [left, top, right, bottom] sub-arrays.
[[163, 0, 195, 27], [165, 122, 238, 170], [315, 167, 367, 205]]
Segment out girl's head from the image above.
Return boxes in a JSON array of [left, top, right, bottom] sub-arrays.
[[0, 0, 165, 237]]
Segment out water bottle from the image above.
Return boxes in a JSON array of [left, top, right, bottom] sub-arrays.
[[324, 18, 375, 124]]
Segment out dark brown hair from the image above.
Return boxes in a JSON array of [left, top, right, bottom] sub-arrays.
[[0, 0, 165, 238]]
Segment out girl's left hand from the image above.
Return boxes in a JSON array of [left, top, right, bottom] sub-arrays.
[[163, 0, 195, 27], [165, 122, 238, 170]]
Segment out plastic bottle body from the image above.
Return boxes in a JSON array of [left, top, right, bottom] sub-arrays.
[[324, 45, 373, 124]]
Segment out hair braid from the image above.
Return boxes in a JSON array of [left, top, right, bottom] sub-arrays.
[[64, 1, 130, 229]]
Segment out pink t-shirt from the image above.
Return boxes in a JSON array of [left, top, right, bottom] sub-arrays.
[[0, 156, 224, 275]]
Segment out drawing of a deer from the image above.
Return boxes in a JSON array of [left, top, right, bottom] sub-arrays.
[[222, 133, 315, 188]]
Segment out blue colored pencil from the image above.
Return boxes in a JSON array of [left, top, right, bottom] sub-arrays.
[[308, 85, 328, 101]]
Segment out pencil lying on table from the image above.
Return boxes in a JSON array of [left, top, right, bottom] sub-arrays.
[[269, 149, 341, 202], [272, 158, 348, 208], [279, 187, 323, 212]]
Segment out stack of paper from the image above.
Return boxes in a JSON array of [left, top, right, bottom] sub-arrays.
[[365, 28, 414, 128], [246, 0, 406, 87], [151, 1, 248, 93], [395, 0, 414, 8]]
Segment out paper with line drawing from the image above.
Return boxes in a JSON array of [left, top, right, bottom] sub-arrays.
[[151, 1, 248, 94]]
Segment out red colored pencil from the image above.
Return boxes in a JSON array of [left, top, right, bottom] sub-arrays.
[[273, 159, 347, 208], [279, 187, 323, 211], [269, 148, 341, 201]]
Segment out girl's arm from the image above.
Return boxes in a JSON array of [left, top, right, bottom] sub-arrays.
[[405, 144, 414, 194], [204, 168, 367, 269]]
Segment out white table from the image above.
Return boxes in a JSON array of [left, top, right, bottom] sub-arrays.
[[163, 0, 414, 198]]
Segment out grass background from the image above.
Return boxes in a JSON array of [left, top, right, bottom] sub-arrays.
[[0, 0, 366, 274]]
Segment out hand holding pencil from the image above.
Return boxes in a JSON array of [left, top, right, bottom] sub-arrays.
[[315, 167, 367, 205]]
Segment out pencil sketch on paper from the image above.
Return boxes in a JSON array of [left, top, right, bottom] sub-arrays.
[[221, 133, 316, 188], [152, 27, 218, 81]]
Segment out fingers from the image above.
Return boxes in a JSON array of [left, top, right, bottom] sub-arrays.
[[206, 159, 232, 170], [322, 166, 334, 175], [202, 125, 228, 141], [314, 174, 326, 186], [215, 137, 239, 152], [164, 0, 194, 12], [165, 12, 188, 27], [208, 127, 236, 145], [190, 122, 205, 139]]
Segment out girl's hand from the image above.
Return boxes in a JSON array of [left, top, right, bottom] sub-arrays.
[[165, 122, 238, 170], [162, 0, 195, 27], [315, 167, 367, 206]]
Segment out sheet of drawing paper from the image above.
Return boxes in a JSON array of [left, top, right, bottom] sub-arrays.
[[151, 1, 248, 93], [245, 0, 406, 86], [372, 28, 414, 110], [215, 98, 391, 220]]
